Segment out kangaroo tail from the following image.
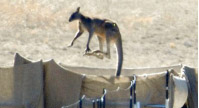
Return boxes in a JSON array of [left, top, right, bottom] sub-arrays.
[[115, 36, 123, 76]]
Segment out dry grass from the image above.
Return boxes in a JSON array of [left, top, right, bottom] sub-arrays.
[[0, 0, 197, 68], [0, 0, 69, 29]]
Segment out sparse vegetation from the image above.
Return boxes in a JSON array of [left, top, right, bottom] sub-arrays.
[[0, 0, 197, 67]]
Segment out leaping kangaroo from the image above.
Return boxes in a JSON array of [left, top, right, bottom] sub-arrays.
[[68, 7, 123, 76]]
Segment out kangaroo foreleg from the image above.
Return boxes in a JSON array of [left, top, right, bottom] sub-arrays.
[[85, 30, 94, 53], [68, 30, 83, 47]]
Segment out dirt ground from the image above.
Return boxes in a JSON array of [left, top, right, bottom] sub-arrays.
[[0, 0, 197, 69]]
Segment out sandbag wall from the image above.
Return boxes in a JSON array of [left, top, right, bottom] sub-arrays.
[[0, 53, 197, 108]]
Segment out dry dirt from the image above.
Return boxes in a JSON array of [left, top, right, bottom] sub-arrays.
[[0, 0, 198, 69]]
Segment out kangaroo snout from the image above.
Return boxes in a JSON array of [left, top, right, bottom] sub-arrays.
[[69, 17, 72, 22]]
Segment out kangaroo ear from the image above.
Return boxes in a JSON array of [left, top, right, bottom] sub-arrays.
[[76, 7, 80, 12]]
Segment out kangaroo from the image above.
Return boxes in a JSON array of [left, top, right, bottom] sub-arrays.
[[68, 7, 123, 76]]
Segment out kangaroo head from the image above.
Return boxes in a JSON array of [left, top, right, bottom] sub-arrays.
[[69, 7, 81, 22]]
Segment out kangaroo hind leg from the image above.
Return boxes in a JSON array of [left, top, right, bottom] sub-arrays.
[[92, 34, 110, 59], [86, 36, 105, 59], [105, 35, 111, 59], [93, 36, 104, 53], [94, 32, 111, 59]]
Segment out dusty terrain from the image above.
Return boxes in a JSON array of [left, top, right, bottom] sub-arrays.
[[0, 0, 197, 69]]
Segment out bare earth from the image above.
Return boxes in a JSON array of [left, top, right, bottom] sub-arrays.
[[0, 0, 197, 69]]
